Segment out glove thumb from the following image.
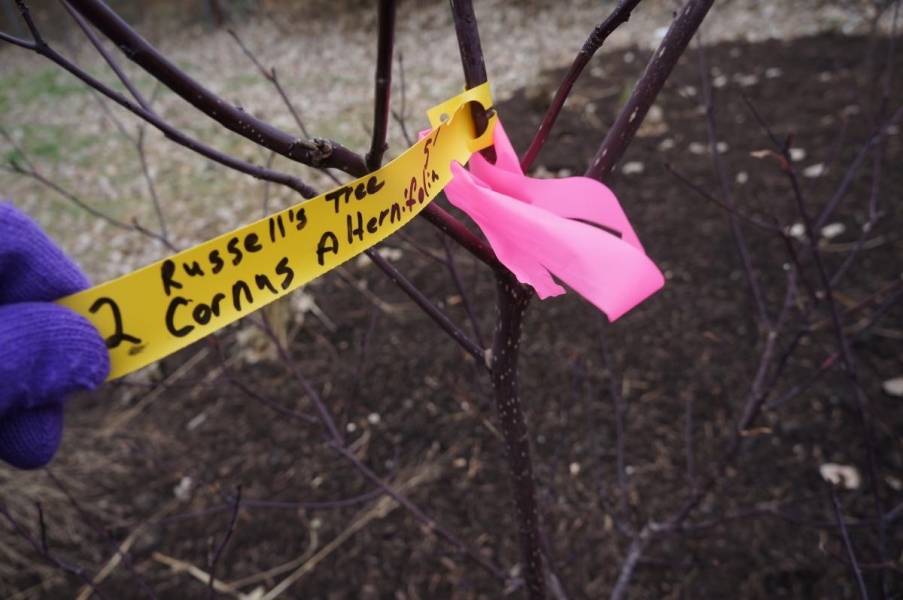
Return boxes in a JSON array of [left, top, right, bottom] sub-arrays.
[[0, 404, 64, 469], [0, 303, 110, 413]]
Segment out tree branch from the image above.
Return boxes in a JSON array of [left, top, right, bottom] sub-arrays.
[[207, 485, 241, 600], [364, 247, 486, 364], [0, 501, 110, 599], [830, 488, 870, 599], [491, 276, 545, 599], [366, 0, 396, 171], [521, 0, 645, 172], [65, 0, 368, 176], [6, 2, 319, 199], [449, 0, 496, 163], [696, 33, 770, 329], [586, 0, 715, 182]]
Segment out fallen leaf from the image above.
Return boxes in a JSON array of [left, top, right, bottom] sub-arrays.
[[881, 377, 903, 397], [819, 463, 860, 489], [803, 163, 826, 178], [621, 161, 645, 175], [820, 222, 846, 240]]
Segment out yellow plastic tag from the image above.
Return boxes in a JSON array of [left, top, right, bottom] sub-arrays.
[[59, 83, 496, 380]]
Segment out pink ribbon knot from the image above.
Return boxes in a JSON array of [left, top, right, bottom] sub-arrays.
[[440, 122, 664, 321]]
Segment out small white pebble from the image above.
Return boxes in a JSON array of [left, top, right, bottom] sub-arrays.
[[346, 422, 358, 433], [790, 148, 806, 161], [646, 104, 664, 123], [367, 412, 381, 425], [819, 463, 861, 489], [786, 223, 807, 240], [736, 171, 749, 185], [532, 165, 554, 179], [803, 163, 826, 178], [820, 222, 846, 240], [689, 142, 708, 155], [882, 377, 903, 397], [713, 74, 728, 88], [186, 412, 207, 431], [173, 476, 193, 501], [621, 161, 645, 175], [569, 462, 581, 476], [453, 458, 467, 469], [658, 138, 675, 151], [765, 67, 783, 78], [734, 73, 759, 87], [716, 141, 729, 154]]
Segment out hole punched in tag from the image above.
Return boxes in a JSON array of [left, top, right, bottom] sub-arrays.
[[464, 104, 497, 154], [470, 102, 497, 164]]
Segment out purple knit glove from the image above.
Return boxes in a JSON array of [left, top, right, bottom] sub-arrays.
[[0, 203, 109, 469]]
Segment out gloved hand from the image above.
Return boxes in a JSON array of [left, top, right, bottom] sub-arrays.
[[0, 202, 109, 469]]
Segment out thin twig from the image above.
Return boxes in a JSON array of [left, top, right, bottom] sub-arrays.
[[44, 470, 157, 600], [610, 527, 651, 600], [586, 0, 716, 182], [599, 320, 629, 521], [440, 234, 486, 348], [696, 32, 770, 328], [0, 501, 109, 599], [207, 485, 242, 599], [663, 162, 780, 232], [521, 0, 645, 172], [685, 393, 696, 495], [583, 373, 633, 537], [66, 0, 368, 175], [7, 2, 319, 198], [63, 1, 172, 244], [830, 488, 870, 599], [226, 29, 344, 187], [226, 30, 310, 139], [331, 443, 510, 582], [60, 0, 151, 111], [782, 141, 887, 579], [421, 202, 502, 270], [364, 247, 486, 363], [0, 127, 144, 234], [391, 53, 412, 145]]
